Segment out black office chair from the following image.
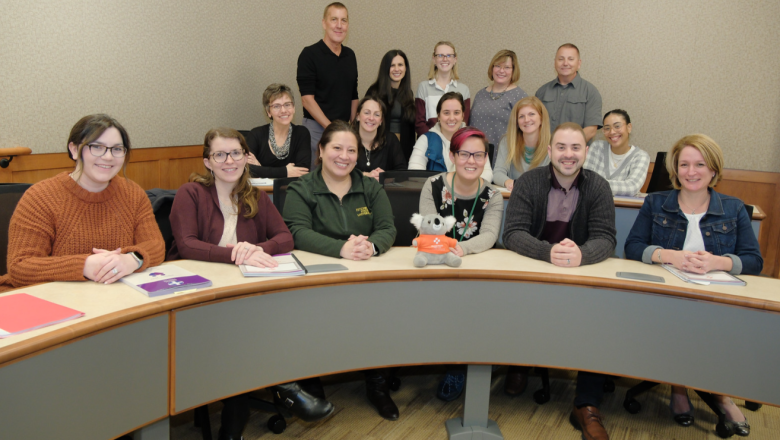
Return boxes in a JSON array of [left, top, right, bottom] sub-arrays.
[[194, 396, 287, 438], [379, 170, 438, 246], [0, 183, 33, 276], [146, 189, 177, 255], [487, 143, 495, 169], [272, 177, 299, 214], [645, 152, 674, 194]]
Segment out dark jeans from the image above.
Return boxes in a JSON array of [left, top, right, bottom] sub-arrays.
[[574, 371, 608, 408], [507, 366, 606, 408]]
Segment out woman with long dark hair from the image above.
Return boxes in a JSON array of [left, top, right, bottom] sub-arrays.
[[365, 49, 416, 158], [350, 96, 407, 180]]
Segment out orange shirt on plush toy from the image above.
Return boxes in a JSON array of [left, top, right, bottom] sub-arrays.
[[413, 235, 458, 254]]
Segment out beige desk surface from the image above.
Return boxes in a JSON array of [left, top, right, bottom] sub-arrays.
[[2, 247, 779, 365]]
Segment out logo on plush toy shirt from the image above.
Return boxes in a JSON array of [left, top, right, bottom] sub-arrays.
[[356, 207, 371, 216], [433, 238, 440, 244]]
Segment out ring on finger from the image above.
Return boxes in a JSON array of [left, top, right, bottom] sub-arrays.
[[111, 268, 118, 275]]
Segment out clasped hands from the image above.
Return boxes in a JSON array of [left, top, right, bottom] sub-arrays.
[[83, 248, 138, 284], [340, 234, 374, 260], [550, 239, 582, 267], [226, 242, 278, 268], [668, 250, 724, 274], [246, 152, 308, 177]]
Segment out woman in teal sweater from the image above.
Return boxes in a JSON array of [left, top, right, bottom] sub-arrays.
[[283, 120, 399, 421]]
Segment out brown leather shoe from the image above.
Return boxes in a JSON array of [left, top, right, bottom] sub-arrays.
[[504, 371, 528, 396], [570, 406, 609, 440]]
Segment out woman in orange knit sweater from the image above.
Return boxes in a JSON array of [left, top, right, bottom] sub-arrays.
[[0, 114, 165, 293]]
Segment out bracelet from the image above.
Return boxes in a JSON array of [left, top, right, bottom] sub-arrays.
[[656, 249, 664, 265]]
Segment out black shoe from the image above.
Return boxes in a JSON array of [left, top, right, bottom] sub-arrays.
[[298, 377, 327, 400], [365, 369, 399, 421], [669, 390, 694, 427], [730, 420, 750, 437], [272, 382, 334, 422]]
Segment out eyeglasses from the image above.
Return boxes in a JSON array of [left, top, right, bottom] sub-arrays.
[[434, 54, 455, 59], [270, 102, 294, 112], [455, 151, 487, 162], [493, 64, 513, 71], [87, 143, 127, 158], [209, 150, 245, 163], [602, 122, 624, 133]]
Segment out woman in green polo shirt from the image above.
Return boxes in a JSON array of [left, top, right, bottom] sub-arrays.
[[282, 120, 399, 421]]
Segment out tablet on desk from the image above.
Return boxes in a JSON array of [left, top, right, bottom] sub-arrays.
[[616, 272, 665, 283], [306, 264, 349, 274]]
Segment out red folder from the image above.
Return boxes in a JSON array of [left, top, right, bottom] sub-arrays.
[[0, 293, 85, 338]]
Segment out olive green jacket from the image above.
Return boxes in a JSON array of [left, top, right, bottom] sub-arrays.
[[283, 166, 397, 258]]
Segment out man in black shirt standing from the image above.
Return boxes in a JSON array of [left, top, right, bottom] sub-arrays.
[[297, 2, 359, 168]]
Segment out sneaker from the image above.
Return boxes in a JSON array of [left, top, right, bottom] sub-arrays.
[[437, 370, 465, 401]]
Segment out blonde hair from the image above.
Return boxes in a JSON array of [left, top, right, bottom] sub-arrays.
[[427, 41, 459, 81], [487, 49, 520, 85], [504, 97, 550, 170], [191, 128, 258, 219], [666, 134, 724, 190]]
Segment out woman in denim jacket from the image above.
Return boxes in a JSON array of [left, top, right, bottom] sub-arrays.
[[625, 134, 762, 436]]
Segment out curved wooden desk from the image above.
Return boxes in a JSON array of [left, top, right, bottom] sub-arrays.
[[2, 248, 779, 440]]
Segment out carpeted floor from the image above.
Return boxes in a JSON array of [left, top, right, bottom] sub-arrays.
[[170, 366, 780, 439]]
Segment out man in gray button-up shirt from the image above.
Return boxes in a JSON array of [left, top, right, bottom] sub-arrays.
[[535, 43, 602, 143]]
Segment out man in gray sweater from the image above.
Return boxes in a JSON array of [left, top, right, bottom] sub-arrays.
[[503, 122, 616, 440]]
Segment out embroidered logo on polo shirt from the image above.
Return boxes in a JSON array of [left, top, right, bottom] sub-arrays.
[[356, 207, 371, 216]]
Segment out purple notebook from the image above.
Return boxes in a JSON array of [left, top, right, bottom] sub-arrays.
[[120, 265, 212, 297]]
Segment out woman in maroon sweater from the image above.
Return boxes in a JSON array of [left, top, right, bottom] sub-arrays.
[[168, 128, 332, 440]]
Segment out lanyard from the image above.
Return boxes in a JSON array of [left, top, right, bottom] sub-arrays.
[[450, 173, 481, 243]]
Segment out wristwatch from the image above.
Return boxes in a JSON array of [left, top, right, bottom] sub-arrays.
[[129, 252, 144, 270], [372, 243, 379, 256]]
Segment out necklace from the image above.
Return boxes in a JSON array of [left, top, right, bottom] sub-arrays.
[[268, 124, 292, 159], [523, 145, 535, 164], [488, 85, 509, 100], [365, 147, 371, 167], [679, 194, 710, 214], [450, 173, 481, 243]]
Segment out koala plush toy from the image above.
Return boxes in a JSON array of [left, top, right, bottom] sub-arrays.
[[410, 213, 462, 268]]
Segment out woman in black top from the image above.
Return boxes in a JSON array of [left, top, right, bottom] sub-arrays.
[[246, 83, 311, 178], [365, 50, 416, 159], [350, 96, 408, 180]]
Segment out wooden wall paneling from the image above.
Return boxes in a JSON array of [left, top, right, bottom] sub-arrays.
[[166, 158, 205, 190], [126, 161, 161, 190]]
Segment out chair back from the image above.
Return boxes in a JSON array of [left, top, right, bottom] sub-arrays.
[[273, 177, 299, 215], [646, 152, 674, 193], [146, 189, 177, 256], [488, 143, 495, 168], [0, 183, 33, 276], [379, 170, 438, 246]]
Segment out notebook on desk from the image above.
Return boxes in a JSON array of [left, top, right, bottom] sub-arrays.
[[239, 253, 306, 277], [0, 293, 84, 338], [662, 265, 746, 286], [121, 265, 212, 296]]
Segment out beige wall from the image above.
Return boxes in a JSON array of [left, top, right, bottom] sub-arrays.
[[2, 0, 779, 172]]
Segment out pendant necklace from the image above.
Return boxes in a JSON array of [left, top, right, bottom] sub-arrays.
[[365, 147, 371, 167]]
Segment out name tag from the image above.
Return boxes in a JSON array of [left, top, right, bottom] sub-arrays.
[[356, 207, 371, 217]]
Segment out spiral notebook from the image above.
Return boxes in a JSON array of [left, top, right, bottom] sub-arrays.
[[662, 265, 746, 286]]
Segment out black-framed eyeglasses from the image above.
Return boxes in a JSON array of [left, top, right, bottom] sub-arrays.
[[87, 143, 127, 158], [434, 54, 455, 59], [455, 151, 487, 162], [209, 150, 245, 163]]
